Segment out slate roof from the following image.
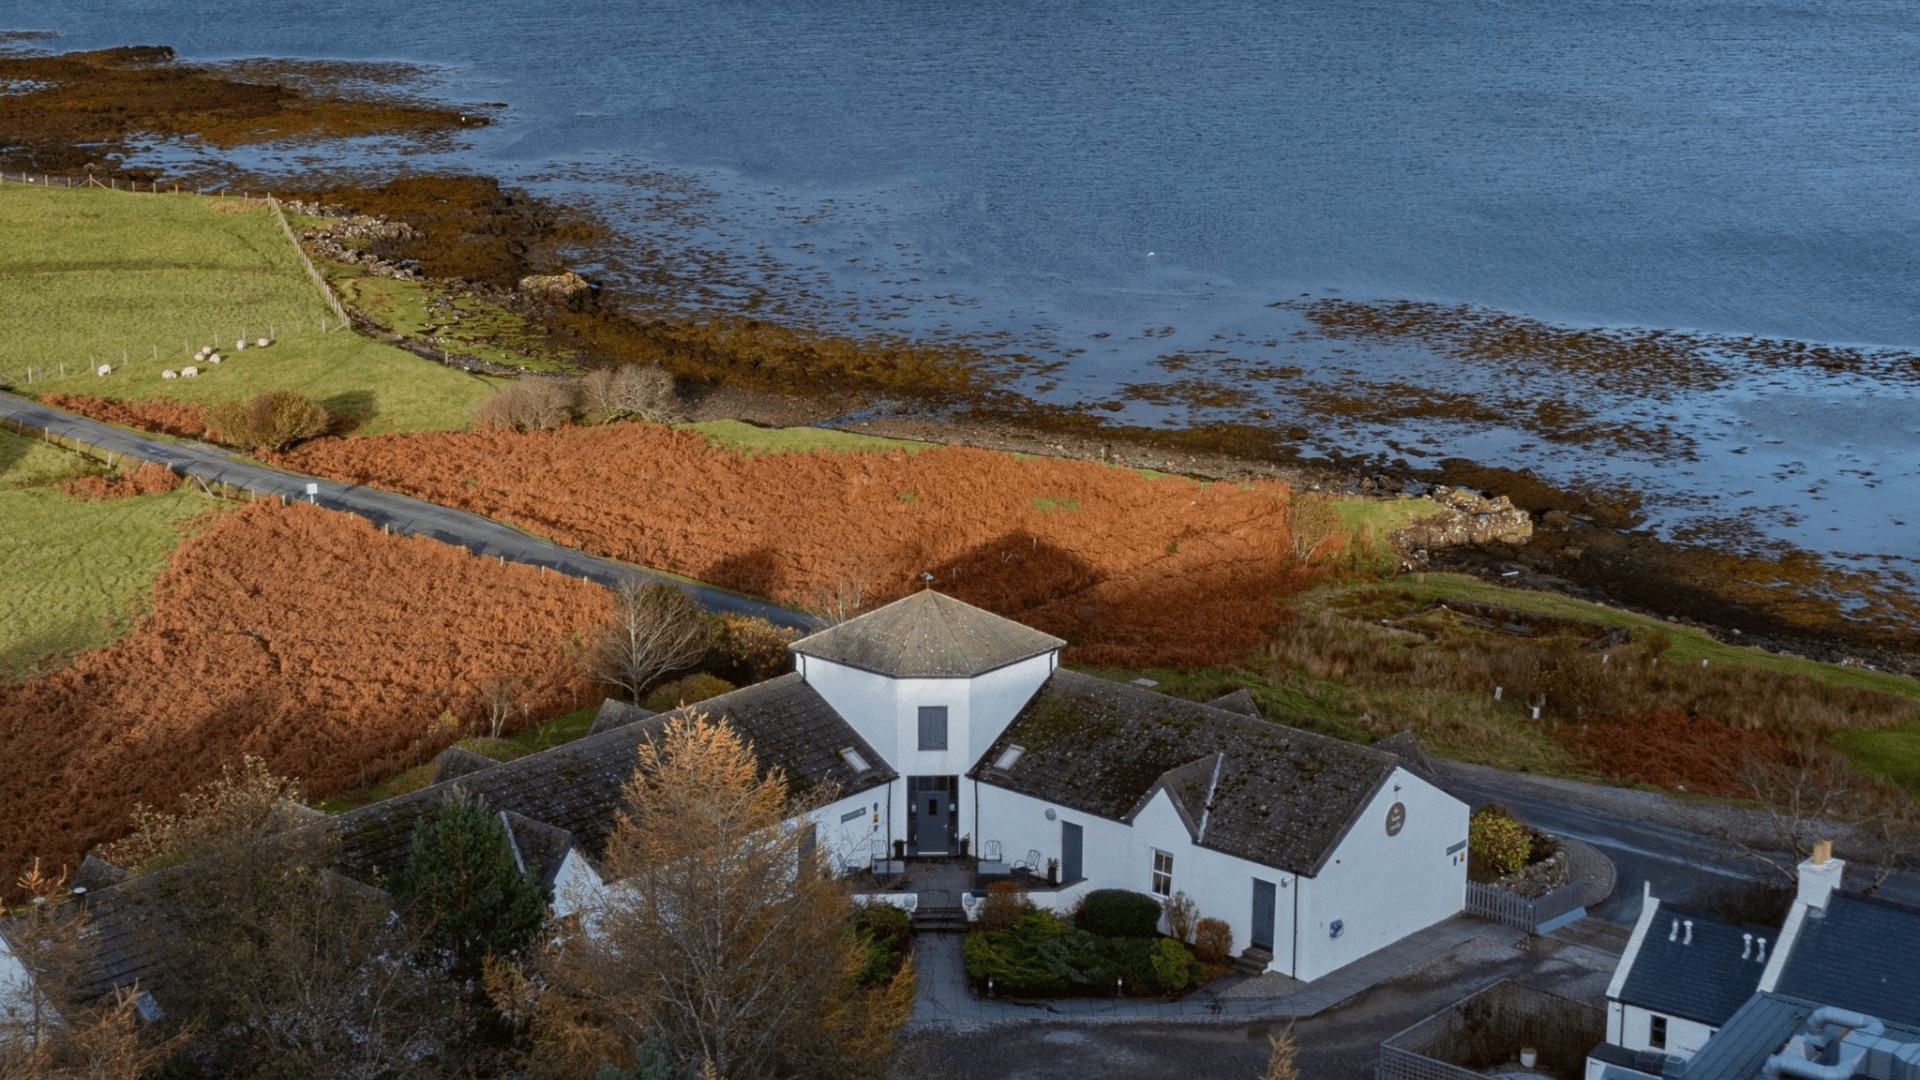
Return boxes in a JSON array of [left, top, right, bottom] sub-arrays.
[[334, 673, 894, 885], [789, 590, 1064, 678], [43, 674, 893, 1005], [1772, 893, 1920, 1026], [587, 698, 656, 736], [972, 669, 1401, 877], [1617, 909, 1769, 1025]]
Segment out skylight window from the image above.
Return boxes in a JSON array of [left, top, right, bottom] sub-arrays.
[[838, 747, 871, 773], [994, 744, 1026, 771]]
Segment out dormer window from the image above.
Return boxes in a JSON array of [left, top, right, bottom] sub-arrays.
[[994, 744, 1026, 771], [918, 706, 948, 751], [838, 747, 871, 773]]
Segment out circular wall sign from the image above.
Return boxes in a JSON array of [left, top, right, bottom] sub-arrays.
[[1385, 802, 1407, 836]]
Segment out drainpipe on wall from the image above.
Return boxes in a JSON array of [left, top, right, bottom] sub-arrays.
[[1292, 875, 1300, 978]]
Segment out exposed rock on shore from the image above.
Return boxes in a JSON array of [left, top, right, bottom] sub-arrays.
[[1390, 486, 1534, 552]]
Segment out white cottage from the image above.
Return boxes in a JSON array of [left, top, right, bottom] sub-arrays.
[[788, 589, 1470, 981]]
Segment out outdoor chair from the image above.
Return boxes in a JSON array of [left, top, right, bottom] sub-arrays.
[[981, 840, 1002, 862], [1011, 849, 1043, 877]]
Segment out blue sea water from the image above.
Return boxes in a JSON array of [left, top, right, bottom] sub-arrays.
[[13, 0, 1920, 594]]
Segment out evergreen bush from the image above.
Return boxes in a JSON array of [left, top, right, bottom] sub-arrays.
[[1079, 888, 1163, 938], [393, 786, 549, 980], [1470, 806, 1532, 876]]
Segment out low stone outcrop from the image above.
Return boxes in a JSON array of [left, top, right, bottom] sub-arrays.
[[1390, 485, 1534, 552]]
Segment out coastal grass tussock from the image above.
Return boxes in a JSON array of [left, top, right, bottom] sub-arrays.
[[0, 500, 605, 892]]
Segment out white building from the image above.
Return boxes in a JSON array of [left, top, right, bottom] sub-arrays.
[[787, 589, 1470, 980], [1587, 845, 1920, 1080]]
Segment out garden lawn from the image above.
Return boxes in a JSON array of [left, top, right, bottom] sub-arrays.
[[0, 479, 212, 680], [0, 184, 501, 434]]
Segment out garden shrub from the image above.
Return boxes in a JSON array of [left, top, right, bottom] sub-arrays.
[[853, 902, 913, 988], [1470, 807, 1531, 876], [1037, 926, 1119, 987], [963, 907, 1066, 992], [707, 614, 800, 684], [976, 880, 1026, 933], [643, 672, 735, 711], [1194, 917, 1233, 963], [1080, 888, 1163, 938], [1150, 937, 1201, 992], [1162, 889, 1198, 942]]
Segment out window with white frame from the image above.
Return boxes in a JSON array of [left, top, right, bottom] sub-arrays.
[[1150, 849, 1174, 896]]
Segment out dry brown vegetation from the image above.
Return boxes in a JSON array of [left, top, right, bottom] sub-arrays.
[[0, 500, 603, 885], [278, 422, 1322, 668], [56, 460, 180, 501], [39, 392, 207, 439]]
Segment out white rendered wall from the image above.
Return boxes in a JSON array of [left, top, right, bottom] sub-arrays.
[[1129, 790, 1299, 966], [0, 936, 38, 1041], [1619, 1005, 1714, 1059], [549, 848, 607, 921], [972, 783, 1299, 966], [1292, 766, 1468, 981], [807, 785, 890, 873], [796, 653, 1054, 779]]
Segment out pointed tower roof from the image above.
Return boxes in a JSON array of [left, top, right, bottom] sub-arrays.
[[790, 590, 1065, 678]]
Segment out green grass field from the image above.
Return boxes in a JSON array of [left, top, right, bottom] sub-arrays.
[[0, 465, 214, 681], [0, 425, 105, 487], [678, 418, 938, 456], [0, 184, 502, 434]]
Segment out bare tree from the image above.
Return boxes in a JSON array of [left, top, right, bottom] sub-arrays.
[[473, 377, 578, 431], [581, 365, 679, 424], [520, 713, 910, 1080], [589, 580, 711, 703], [802, 578, 868, 628], [481, 678, 520, 739], [1700, 744, 1920, 894]]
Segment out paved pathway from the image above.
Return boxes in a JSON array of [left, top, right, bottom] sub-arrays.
[[0, 391, 816, 630], [907, 912, 1530, 1030]]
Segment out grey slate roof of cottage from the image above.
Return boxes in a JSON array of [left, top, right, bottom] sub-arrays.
[[47, 674, 894, 1005], [333, 673, 894, 884], [1204, 688, 1263, 718], [1616, 908, 1769, 1025], [1771, 893, 1920, 1026], [972, 669, 1402, 877], [789, 589, 1065, 678], [431, 745, 498, 785], [588, 698, 657, 736]]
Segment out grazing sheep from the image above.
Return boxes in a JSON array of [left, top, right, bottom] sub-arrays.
[[181, 366, 198, 378], [255, 337, 270, 348], [207, 353, 222, 364], [235, 339, 247, 351], [161, 370, 178, 380], [96, 364, 111, 377]]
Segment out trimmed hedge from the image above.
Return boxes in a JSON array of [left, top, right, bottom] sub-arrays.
[[963, 904, 1202, 996], [1080, 889, 1163, 938]]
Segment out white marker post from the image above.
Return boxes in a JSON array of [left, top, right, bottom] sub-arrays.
[[305, 482, 318, 504]]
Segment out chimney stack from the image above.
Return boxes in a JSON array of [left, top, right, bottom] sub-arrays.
[[1797, 841, 1846, 912]]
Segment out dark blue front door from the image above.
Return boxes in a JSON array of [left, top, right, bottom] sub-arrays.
[[1251, 878, 1277, 950]]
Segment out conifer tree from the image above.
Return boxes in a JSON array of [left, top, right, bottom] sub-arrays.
[[394, 786, 549, 981]]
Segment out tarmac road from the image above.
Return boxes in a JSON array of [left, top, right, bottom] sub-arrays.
[[0, 391, 819, 631], [1434, 759, 1920, 921]]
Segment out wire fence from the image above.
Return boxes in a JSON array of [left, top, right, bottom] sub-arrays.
[[0, 171, 355, 390]]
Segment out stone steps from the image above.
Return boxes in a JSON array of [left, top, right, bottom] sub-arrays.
[[913, 905, 970, 934], [1231, 945, 1274, 977]]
